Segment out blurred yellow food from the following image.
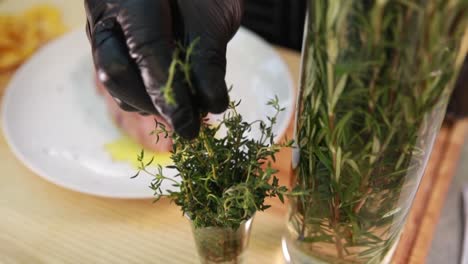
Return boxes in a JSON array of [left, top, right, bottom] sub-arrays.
[[0, 4, 67, 72], [105, 135, 172, 169]]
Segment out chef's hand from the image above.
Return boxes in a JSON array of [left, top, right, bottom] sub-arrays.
[[84, 0, 243, 139]]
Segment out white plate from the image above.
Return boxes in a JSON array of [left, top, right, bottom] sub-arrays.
[[1, 28, 294, 199]]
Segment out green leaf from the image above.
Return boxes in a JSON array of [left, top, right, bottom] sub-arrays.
[[145, 156, 155, 167], [345, 159, 361, 175], [278, 193, 285, 203], [331, 74, 348, 110], [382, 207, 401, 219], [314, 149, 333, 172], [130, 171, 140, 179], [138, 149, 144, 162]]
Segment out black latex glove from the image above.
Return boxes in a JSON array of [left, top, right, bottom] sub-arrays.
[[84, 0, 243, 139]]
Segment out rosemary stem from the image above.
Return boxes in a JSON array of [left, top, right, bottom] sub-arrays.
[[332, 192, 344, 258]]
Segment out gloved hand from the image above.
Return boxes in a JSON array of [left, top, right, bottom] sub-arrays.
[[84, 0, 243, 139]]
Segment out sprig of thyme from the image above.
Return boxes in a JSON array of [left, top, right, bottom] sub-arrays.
[[162, 38, 200, 105], [135, 96, 292, 229]]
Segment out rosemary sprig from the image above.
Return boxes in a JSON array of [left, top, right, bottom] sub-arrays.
[[135, 96, 292, 229]]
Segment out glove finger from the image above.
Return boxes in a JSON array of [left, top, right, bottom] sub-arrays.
[[178, 0, 244, 41], [92, 18, 157, 115], [177, 0, 244, 114], [118, 0, 200, 139], [150, 76, 201, 139], [84, 0, 107, 27], [191, 43, 229, 114]]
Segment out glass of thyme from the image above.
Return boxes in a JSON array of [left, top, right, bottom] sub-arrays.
[[135, 97, 291, 264], [283, 1, 467, 263]]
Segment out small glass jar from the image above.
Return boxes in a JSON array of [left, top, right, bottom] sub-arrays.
[[189, 216, 254, 264]]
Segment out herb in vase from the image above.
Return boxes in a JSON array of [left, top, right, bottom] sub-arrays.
[[284, 0, 468, 263], [134, 96, 292, 263]]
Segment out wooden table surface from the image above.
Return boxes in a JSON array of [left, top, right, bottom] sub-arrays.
[[1, 1, 467, 264]]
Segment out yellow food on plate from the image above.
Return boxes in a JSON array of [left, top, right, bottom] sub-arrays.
[[105, 135, 172, 169], [0, 4, 67, 72]]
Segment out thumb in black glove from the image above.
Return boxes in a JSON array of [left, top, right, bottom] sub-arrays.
[[84, 0, 243, 139]]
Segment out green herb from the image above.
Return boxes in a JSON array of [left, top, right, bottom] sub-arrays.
[[289, 0, 467, 263], [135, 96, 292, 229], [162, 38, 200, 106]]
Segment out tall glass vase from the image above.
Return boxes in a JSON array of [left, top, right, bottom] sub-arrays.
[[283, 1, 467, 263]]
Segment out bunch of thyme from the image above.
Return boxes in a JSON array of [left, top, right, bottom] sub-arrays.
[[161, 39, 199, 105], [134, 96, 292, 229], [133, 39, 292, 229]]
